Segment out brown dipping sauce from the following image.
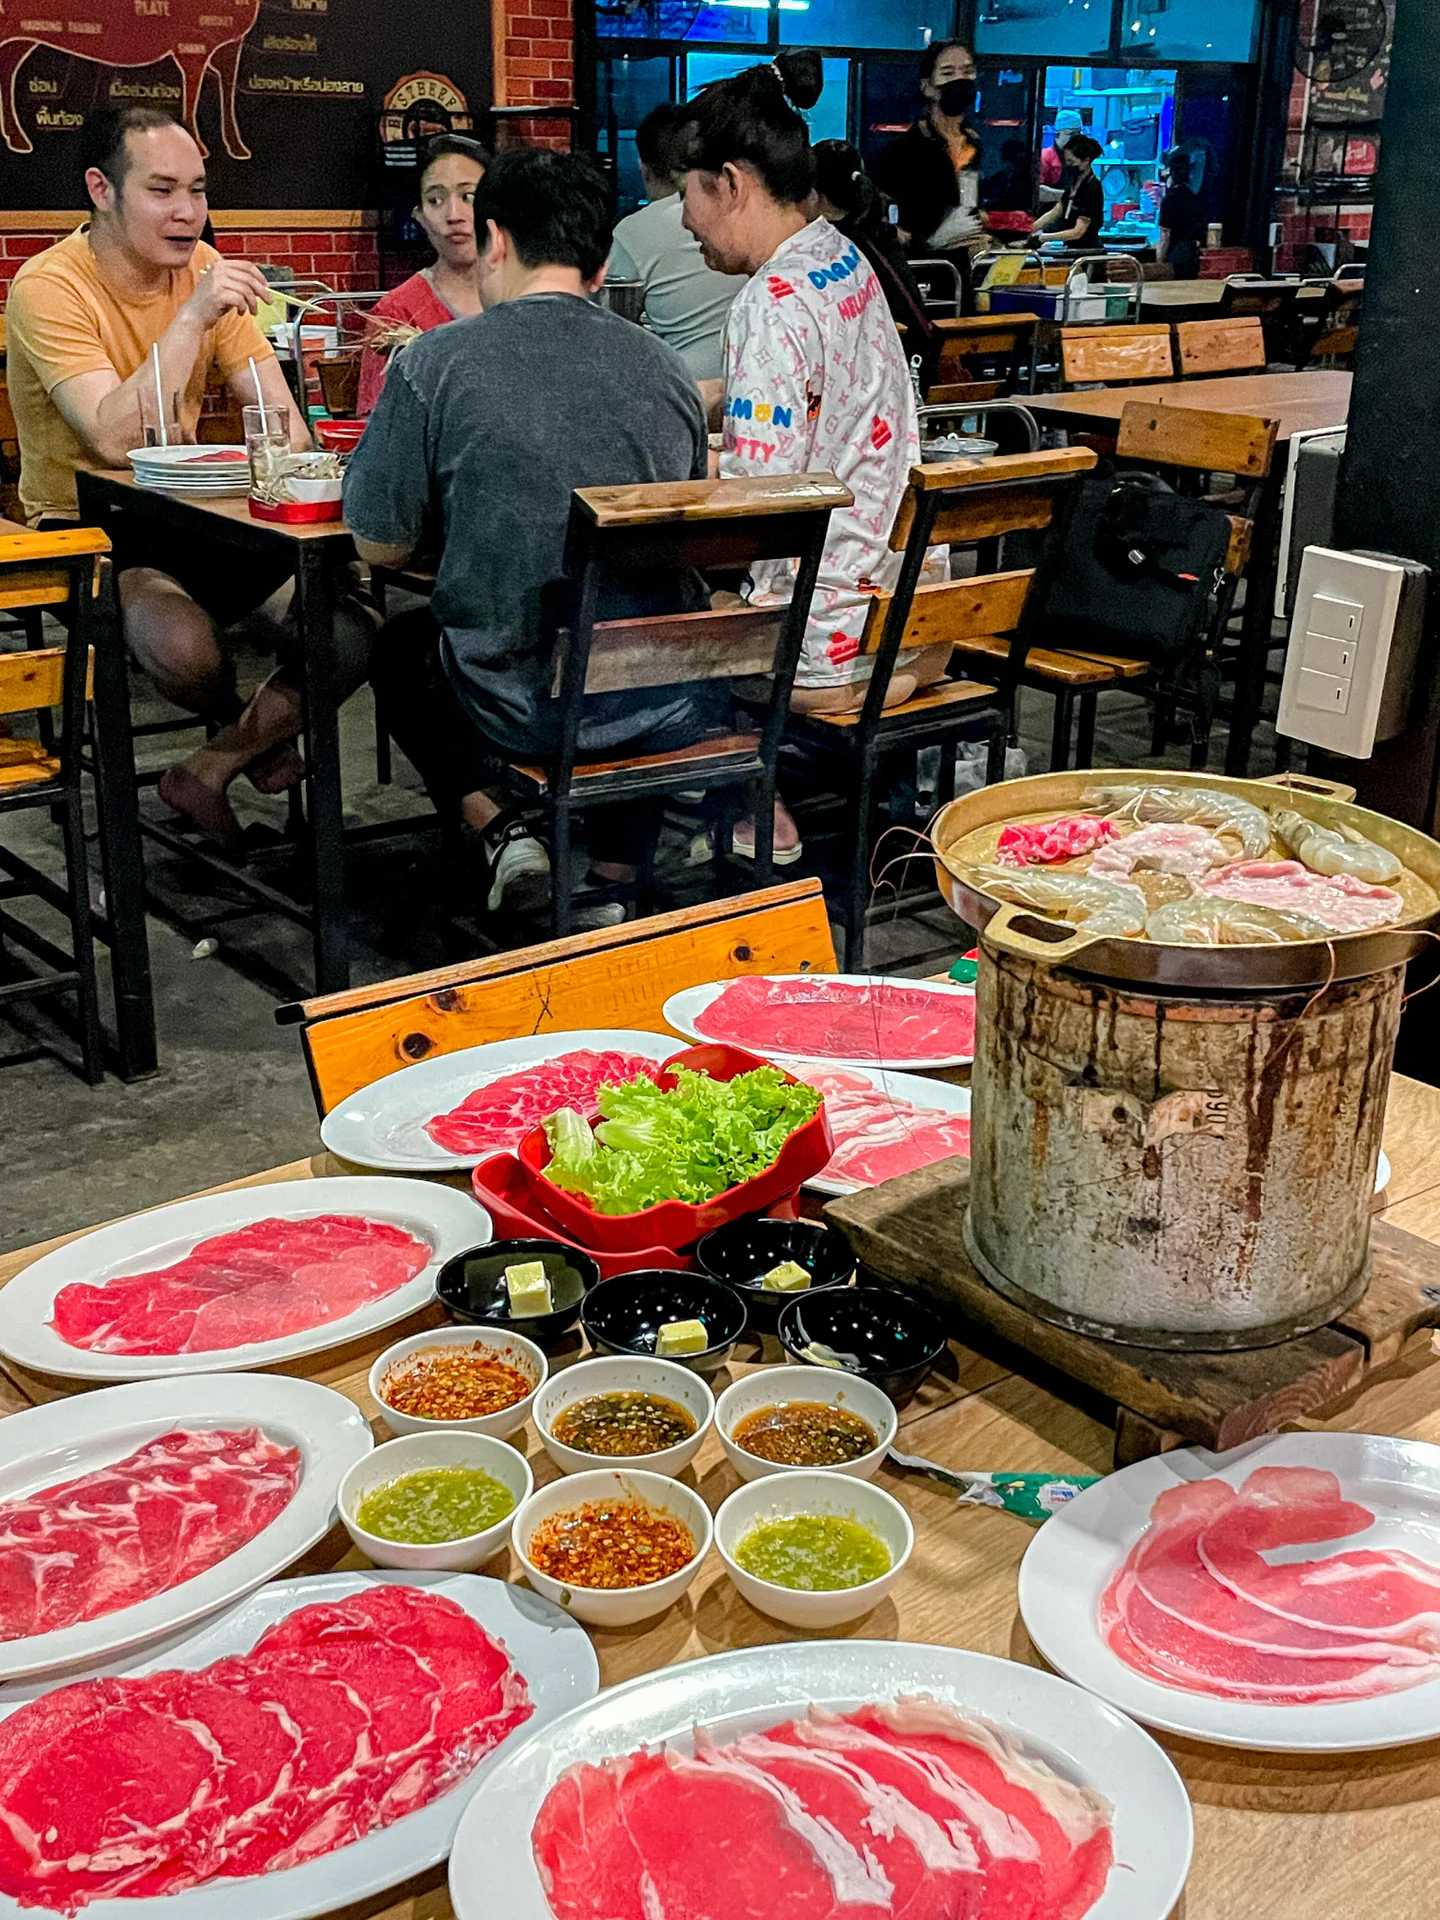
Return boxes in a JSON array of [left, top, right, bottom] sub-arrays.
[[734, 1400, 877, 1467], [552, 1390, 696, 1457]]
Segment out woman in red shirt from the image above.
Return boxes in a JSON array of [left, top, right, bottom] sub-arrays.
[[358, 134, 488, 414]]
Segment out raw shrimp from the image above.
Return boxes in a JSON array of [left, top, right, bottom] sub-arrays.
[[1084, 784, 1272, 859], [964, 865, 1149, 937], [1272, 807, 1403, 886], [1147, 898, 1330, 946]]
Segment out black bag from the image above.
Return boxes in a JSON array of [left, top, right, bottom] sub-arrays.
[[1038, 469, 1230, 668]]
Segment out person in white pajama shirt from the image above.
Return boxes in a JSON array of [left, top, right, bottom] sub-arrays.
[[675, 49, 951, 860]]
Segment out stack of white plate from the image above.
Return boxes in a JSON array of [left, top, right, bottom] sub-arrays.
[[126, 444, 251, 496]]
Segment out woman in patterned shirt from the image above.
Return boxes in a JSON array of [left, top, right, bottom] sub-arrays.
[[675, 53, 946, 859]]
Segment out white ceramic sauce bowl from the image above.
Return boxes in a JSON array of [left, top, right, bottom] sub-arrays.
[[369, 1324, 547, 1439], [714, 1366, 896, 1484], [534, 1355, 714, 1479], [513, 1467, 712, 1628], [337, 1428, 533, 1572], [715, 1469, 913, 1628]]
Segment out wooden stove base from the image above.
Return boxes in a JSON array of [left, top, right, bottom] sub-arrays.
[[826, 1159, 1440, 1468]]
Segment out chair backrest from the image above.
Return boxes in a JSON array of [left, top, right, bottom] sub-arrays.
[[887, 445, 1097, 554], [930, 314, 1036, 390], [0, 522, 110, 776], [316, 355, 362, 417], [1115, 400, 1277, 483], [1175, 315, 1266, 377], [555, 474, 849, 715], [280, 879, 838, 1114], [1309, 323, 1359, 368], [1060, 324, 1174, 389]]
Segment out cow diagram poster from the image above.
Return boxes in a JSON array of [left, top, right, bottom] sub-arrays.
[[0, 0, 490, 207]]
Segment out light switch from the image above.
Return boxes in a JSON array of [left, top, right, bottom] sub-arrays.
[[1310, 594, 1363, 641], [1295, 667, 1351, 715], [1303, 633, 1355, 678]]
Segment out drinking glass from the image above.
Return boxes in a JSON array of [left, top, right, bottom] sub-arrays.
[[138, 384, 181, 449], [243, 402, 290, 493]]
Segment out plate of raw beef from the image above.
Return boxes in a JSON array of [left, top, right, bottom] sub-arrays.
[[0, 1374, 370, 1682], [319, 1032, 677, 1172], [793, 1064, 972, 1195], [1019, 1431, 1440, 1751], [0, 1177, 487, 1381], [0, 1570, 598, 1920], [663, 974, 979, 1070], [448, 1639, 1192, 1920]]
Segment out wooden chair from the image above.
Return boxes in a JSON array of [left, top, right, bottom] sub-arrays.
[[1216, 275, 1302, 361], [278, 878, 836, 1115], [494, 474, 849, 938], [0, 523, 113, 1081], [1059, 324, 1174, 390], [1175, 315, 1267, 378], [1306, 323, 1359, 370], [786, 447, 1095, 967], [928, 315, 1037, 398]]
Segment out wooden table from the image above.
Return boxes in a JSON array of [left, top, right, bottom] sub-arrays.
[[1024, 371, 1352, 779], [3, 1061, 1440, 1917], [74, 469, 358, 994]]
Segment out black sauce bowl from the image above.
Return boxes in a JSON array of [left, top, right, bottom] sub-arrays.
[[581, 1268, 748, 1373], [696, 1218, 856, 1328], [777, 1283, 947, 1408], [435, 1238, 599, 1349]]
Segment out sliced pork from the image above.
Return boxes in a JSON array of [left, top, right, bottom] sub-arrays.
[[50, 1214, 432, 1356], [694, 979, 976, 1065], [1199, 860, 1405, 933], [1099, 1467, 1440, 1704], [0, 1426, 300, 1643], [531, 1697, 1112, 1920], [1089, 822, 1232, 881], [0, 1584, 531, 1913], [804, 1068, 971, 1189], [424, 1050, 664, 1156]]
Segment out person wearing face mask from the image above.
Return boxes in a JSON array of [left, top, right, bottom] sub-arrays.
[[357, 134, 488, 414], [1039, 108, 1083, 206], [1032, 132, 1105, 248], [872, 40, 984, 300]]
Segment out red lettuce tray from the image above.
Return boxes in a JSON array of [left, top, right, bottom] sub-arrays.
[[513, 1043, 833, 1254]]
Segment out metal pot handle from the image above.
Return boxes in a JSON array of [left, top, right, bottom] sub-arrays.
[[1258, 772, 1358, 804], [981, 903, 1103, 967]]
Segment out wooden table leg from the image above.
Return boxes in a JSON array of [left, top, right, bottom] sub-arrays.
[[1224, 467, 1284, 777], [1113, 1406, 1184, 1468], [294, 546, 350, 994], [86, 557, 158, 1079]]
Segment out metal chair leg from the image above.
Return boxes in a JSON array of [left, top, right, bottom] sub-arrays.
[[59, 791, 104, 1084], [373, 693, 393, 785], [551, 798, 574, 939], [1075, 691, 1098, 768], [985, 713, 1008, 785], [843, 752, 876, 972], [1050, 692, 1076, 771]]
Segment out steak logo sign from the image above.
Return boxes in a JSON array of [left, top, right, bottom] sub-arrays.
[[0, 0, 261, 157]]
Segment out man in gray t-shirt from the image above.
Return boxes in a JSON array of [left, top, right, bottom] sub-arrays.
[[346, 149, 713, 910], [608, 103, 746, 384]]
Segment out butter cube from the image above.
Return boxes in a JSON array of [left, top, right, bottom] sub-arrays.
[[504, 1260, 552, 1317], [656, 1318, 708, 1356], [761, 1259, 812, 1293]]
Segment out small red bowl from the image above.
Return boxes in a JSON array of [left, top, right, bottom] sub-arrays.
[[514, 1043, 833, 1254], [470, 1153, 694, 1277], [316, 418, 366, 452]]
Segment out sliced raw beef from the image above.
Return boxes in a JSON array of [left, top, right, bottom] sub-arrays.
[[424, 1049, 664, 1156], [0, 1586, 531, 1912], [804, 1067, 971, 1189], [1089, 822, 1231, 881], [531, 1698, 1112, 1920], [49, 1214, 432, 1356], [995, 817, 1118, 866], [1200, 860, 1405, 933], [694, 978, 975, 1065], [1099, 1467, 1440, 1704], [0, 1426, 299, 1642]]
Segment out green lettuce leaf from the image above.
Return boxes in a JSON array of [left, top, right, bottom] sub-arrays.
[[540, 1066, 821, 1215]]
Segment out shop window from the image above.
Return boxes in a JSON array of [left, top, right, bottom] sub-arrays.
[[1120, 0, 1258, 63], [779, 0, 947, 55], [976, 0, 1111, 61], [686, 51, 850, 146], [597, 0, 767, 44], [595, 55, 674, 209]]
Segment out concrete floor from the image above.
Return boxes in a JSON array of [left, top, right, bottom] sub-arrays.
[[0, 650, 1267, 1258]]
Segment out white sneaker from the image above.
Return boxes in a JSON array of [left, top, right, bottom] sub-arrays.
[[484, 820, 551, 915]]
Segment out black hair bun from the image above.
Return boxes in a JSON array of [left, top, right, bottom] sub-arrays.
[[773, 48, 823, 112]]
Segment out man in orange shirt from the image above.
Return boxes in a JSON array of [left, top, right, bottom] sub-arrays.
[[6, 107, 318, 837]]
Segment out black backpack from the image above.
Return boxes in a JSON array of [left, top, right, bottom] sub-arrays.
[[1038, 469, 1231, 669]]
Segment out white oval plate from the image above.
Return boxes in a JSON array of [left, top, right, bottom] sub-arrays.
[[449, 1639, 1192, 1920], [0, 1177, 489, 1381], [320, 1030, 677, 1173], [790, 1061, 973, 1196], [0, 1570, 599, 1920], [1020, 1430, 1440, 1753], [662, 974, 978, 1070], [0, 1374, 371, 1682]]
